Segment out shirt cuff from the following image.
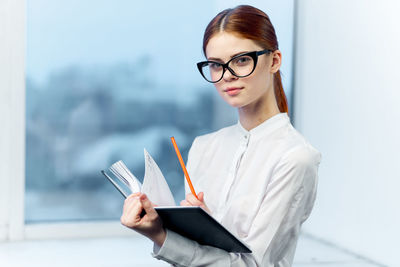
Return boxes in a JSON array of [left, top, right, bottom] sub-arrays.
[[152, 229, 197, 266]]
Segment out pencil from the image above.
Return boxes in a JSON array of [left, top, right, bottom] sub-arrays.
[[170, 136, 198, 200]]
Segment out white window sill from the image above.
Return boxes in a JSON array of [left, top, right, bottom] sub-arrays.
[[24, 220, 136, 240]]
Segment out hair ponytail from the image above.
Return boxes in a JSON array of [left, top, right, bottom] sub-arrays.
[[274, 70, 288, 113]]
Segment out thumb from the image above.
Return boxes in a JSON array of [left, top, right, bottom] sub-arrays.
[[197, 192, 204, 202], [140, 194, 158, 219]]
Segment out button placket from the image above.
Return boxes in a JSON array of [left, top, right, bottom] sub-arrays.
[[218, 133, 250, 214]]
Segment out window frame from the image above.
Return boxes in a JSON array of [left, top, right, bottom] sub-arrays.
[[0, 0, 25, 242]]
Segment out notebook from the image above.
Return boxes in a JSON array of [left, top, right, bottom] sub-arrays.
[[101, 150, 251, 253]]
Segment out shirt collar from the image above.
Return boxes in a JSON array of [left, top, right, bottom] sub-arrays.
[[236, 113, 290, 140]]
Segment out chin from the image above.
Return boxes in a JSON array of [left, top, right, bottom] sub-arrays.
[[224, 99, 246, 108], [219, 92, 247, 108]]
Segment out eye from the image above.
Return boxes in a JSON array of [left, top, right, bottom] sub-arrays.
[[208, 62, 223, 71], [232, 56, 252, 66]]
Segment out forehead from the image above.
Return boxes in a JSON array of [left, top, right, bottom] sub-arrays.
[[205, 32, 262, 60]]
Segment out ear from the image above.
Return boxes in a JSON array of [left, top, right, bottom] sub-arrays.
[[270, 50, 282, 74]]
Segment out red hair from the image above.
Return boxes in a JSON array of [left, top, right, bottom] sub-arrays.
[[202, 5, 288, 114]]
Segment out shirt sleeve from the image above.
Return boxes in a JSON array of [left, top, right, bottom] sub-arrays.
[[152, 229, 257, 266], [152, 144, 320, 267]]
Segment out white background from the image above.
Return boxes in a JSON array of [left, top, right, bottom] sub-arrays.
[[294, 1, 400, 266]]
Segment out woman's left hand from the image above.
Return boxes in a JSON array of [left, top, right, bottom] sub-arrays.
[[120, 193, 166, 247], [180, 192, 211, 214]]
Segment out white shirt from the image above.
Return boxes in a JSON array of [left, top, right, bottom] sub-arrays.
[[153, 113, 321, 266]]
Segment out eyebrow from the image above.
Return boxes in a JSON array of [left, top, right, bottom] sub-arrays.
[[207, 51, 250, 62]]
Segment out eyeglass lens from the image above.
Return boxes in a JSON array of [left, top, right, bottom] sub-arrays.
[[201, 54, 255, 82]]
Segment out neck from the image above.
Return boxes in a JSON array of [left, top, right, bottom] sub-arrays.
[[238, 93, 280, 131]]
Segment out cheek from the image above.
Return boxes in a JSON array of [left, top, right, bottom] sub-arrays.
[[214, 83, 224, 95], [243, 72, 270, 94], [253, 59, 272, 82], [251, 67, 273, 91], [257, 73, 270, 89]]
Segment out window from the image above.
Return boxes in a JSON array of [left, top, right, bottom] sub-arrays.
[[2, 0, 294, 240]]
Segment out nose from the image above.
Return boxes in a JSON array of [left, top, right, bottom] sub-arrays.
[[222, 68, 238, 82]]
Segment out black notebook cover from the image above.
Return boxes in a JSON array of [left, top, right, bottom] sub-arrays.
[[155, 206, 251, 253]]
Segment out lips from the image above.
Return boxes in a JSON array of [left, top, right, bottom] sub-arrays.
[[224, 87, 243, 96]]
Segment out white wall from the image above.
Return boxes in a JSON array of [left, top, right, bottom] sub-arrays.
[[294, 1, 400, 266]]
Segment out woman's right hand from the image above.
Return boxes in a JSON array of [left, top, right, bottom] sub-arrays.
[[180, 192, 211, 214], [120, 192, 166, 247]]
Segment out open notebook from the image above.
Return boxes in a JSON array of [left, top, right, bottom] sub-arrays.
[[101, 149, 251, 253]]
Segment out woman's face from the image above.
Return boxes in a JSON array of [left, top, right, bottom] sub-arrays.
[[205, 32, 280, 109]]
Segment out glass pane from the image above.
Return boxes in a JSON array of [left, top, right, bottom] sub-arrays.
[[26, 0, 294, 222]]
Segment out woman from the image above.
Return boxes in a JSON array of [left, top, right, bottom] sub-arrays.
[[121, 5, 321, 267]]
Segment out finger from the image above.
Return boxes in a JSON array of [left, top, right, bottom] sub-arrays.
[[186, 193, 202, 205], [124, 197, 142, 215], [180, 200, 190, 206], [126, 192, 141, 201], [123, 195, 142, 215], [197, 192, 204, 202], [140, 194, 158, 219], [121, 200, 142, 227]]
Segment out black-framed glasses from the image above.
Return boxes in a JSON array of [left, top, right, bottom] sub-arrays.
[[197, 49, 273, 83]]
